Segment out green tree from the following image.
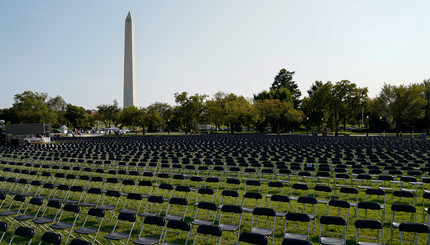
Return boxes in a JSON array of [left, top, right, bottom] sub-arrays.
[[64, 104, 88, 130], [96, 100, 121, 128], [173, 92, 207, 133], [377, 83, 425, 134], [223, 94, 251, 133], [270, 69, 301, 106], [119, 106, 141, 130], [145, 108, 164, 132], [46, 95, 67, 128], [302, 81, 368, 135], [254, 99, 303, 135], [11, 91, 57, 124]]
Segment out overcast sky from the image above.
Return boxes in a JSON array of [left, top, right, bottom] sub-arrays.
[[1, 1, 429, 109]]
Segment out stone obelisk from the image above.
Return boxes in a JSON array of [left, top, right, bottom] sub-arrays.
[[124, 11, 136, 108]]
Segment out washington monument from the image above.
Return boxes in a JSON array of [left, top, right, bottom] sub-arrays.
[[124, 11, 136, 108]]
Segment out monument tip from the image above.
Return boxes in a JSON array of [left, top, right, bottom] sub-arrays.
[[126, 11, 132, 20]]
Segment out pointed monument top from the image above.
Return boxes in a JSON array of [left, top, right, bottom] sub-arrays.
[[126, 11, 133, 20]]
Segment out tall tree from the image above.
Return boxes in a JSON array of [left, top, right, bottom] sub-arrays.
[[119, 105, 142, 130], [11, 91, 57, 124], [173, 92, 207, 133], [96, 100, 121, 128], [223, 94, 251, 133], [254, 99, 303, 135], [377, 83, 425, 134], [270, 69, 301, 106], [64, 104, 88, 130]]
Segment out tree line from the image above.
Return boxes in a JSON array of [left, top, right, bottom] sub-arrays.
[[1, 69, 429, 135]]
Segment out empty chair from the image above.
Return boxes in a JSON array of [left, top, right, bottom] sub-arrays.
[[247, 208, 276, 244], [192, 201, 218, 226], [294, 197, 317, 234], [283, 212, 312, 241], [241, 192, 263, 213], [160, 220, 191, 245], [13, 196, 45, 227], [218, 205, 243, 245], [79, 188, 103, 208], [318, 216, 347, 245], [138, 195, 164, 218], [98, 190, 121, 222], [49, 204, 81, 244], [32, 200, 63, 232], [313, 185, 332, 206], [104, 213, 136, 245], [164, 197, 188, 221], [194, 188, 216, 205], [393, 190, 416, 205], [133, 216, 165, 245], [118, 193, 144, 214], [327, 199, 351, 221], [74, 208, 105, 245], [356, 201, 383, 221], [192, 224, 222, 245], [265, 181, 285, 201], [390, 204, 417, 244], [289, 183, 309, 201], [354, 219, 384, 245], [218, 190, 240, 208], [8, 226, 34, 245]]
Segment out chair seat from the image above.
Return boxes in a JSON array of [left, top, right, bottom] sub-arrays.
[[14, 214, 35, 221], [357, 242, 383, 245], [133, 237, 160, 245], [250, 227, 273, 236], [119, 208, 138, 214], [164, 214, 182, 221], [104, 232, 129, 240], [98, 205, 115, 210], [138, 212, 158, 217], [50, 222, 73, 230], [0, 210, 18, 216], [33, 217, 55, 224], [284, 233, 307, 240], [219, 223, 239, 231], [74, 227, 97, 234], [192, 219, 213, 226], [321, 236, 345, 245], [79, 202, 96, 207], [63, 200, 79, 204]]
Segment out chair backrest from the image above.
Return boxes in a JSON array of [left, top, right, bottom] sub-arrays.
[[68, 238, 92, 245], [282, 238, 313, 245], [196, 224, 222, 236], [238, 232, 268, 245], [40, 232, 62, 245], [14, 226, 34, 238]]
